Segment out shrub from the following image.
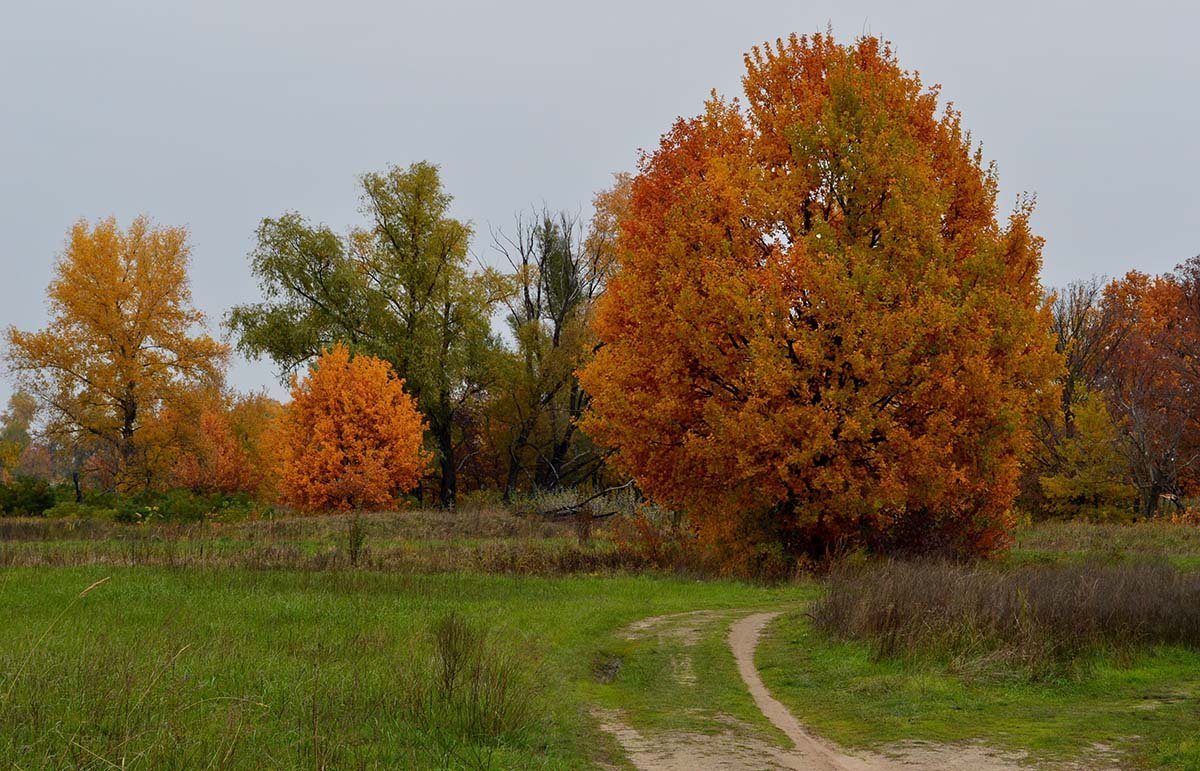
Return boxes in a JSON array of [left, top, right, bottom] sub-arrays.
[[43, 501, 119, 521], [279, 344, 429, 512], [814, 560, 1200, 679], [0, 476, 56, 516], [1169, 507, 1200, 527], [609, 505, 725, 577], [111, 490, 262, 524]]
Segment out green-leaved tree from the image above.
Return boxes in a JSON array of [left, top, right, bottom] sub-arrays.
[[228, 162, 505, 507]]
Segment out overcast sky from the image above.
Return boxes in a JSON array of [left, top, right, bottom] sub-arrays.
[[2, 0, 1197, 402]]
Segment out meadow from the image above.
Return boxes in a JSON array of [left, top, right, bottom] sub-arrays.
[[0, 508, 808, 769], [2, 510, 1199, 769]]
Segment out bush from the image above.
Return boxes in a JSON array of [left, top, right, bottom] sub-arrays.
[[43, 501, 118, 521], [814, 560, 1200, 680], [113, 490, 264, 524], [10, 487, 268, 524], [0, 476, 56, 516], [609, 505, 727, 577]]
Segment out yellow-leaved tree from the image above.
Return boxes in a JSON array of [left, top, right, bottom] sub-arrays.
[[5, 216, 229, 490]]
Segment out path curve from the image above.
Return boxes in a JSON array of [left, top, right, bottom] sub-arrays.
[[599, 608, 1032, 770], [729, 612, 875, 771]]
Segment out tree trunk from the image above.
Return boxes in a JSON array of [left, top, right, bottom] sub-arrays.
[[536, 437, 571, 490], [1141, 481, 1162, 518], [119, 391, 138, 488], [437, 423, 456, 509], [72, 471, 82, 504], [1061, 379, 1077, 438], [503, 420, 535, 503]]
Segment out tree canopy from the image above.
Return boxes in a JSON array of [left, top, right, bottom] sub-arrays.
[[228, 162, 504, 507], [279, 344, 428, 512], [6, 216, 229, 489], [580, 33, 1060, 566]]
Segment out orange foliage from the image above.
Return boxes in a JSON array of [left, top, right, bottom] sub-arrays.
[[279, 344, 429, 512], [168, 393, 283, 499], [1097, 270, 1200, 514], [579, 33, 1060, 568]]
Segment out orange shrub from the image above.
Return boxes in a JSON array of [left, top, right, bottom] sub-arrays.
[[279, 344, 429, 512]]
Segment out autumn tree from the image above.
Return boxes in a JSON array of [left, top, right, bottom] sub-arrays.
[[151, 388, 283, 499], [229, 163, 504, 508], [278, 344, 428, 512], [490, 181, 628, 497], [6, 217, 229, 490], [1047, 279, 1127, 435], [1037, 386, 1134, 519], [1170, 255, 1200, 387], [1094, 270, 1200, 516], [579, 33, 1060, 567], [1022, 279, 1127, 512], [0, 392, 37, 481]]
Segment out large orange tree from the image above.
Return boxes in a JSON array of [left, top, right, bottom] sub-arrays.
[[279, 344, 428, 512], [579, 33, 1059, 566]]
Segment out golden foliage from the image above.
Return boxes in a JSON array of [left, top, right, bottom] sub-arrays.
[[154, 389, 283, 499], [1038, 389, 1135, 520], [5, 216, 229, 489]]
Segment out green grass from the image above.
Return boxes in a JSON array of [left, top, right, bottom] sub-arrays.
[[1011, 519, 1200, 571], [758, 604, 1200, 768], [753, 521, 1200, 768], [6, 513, 1200, 768], [0, 565, 806, 769]]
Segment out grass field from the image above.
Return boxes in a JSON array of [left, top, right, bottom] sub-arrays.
[[757, 520, 1200, 770], [0, 537, 809, 769], [3, 511, 1200, 769]]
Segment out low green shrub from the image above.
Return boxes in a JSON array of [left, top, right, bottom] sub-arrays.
[[43, 501, 119, 521], [0, 476, 56, 516], [110, 490, 266, 524]]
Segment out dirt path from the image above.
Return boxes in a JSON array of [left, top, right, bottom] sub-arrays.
[[599, 609, 1031, 771], [728, 612, 876, 771]]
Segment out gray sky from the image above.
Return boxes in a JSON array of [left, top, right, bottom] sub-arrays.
[[2, 0, 1197, 402]]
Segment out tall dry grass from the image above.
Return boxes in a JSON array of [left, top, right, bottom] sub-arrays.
[[0, 508, 710, 577], [815, 560, 1200, 679]]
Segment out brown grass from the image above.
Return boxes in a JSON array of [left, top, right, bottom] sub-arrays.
[[0, 506, 567, 543], [814, 559, 1200, 679], [0, 508, 671, 577]]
